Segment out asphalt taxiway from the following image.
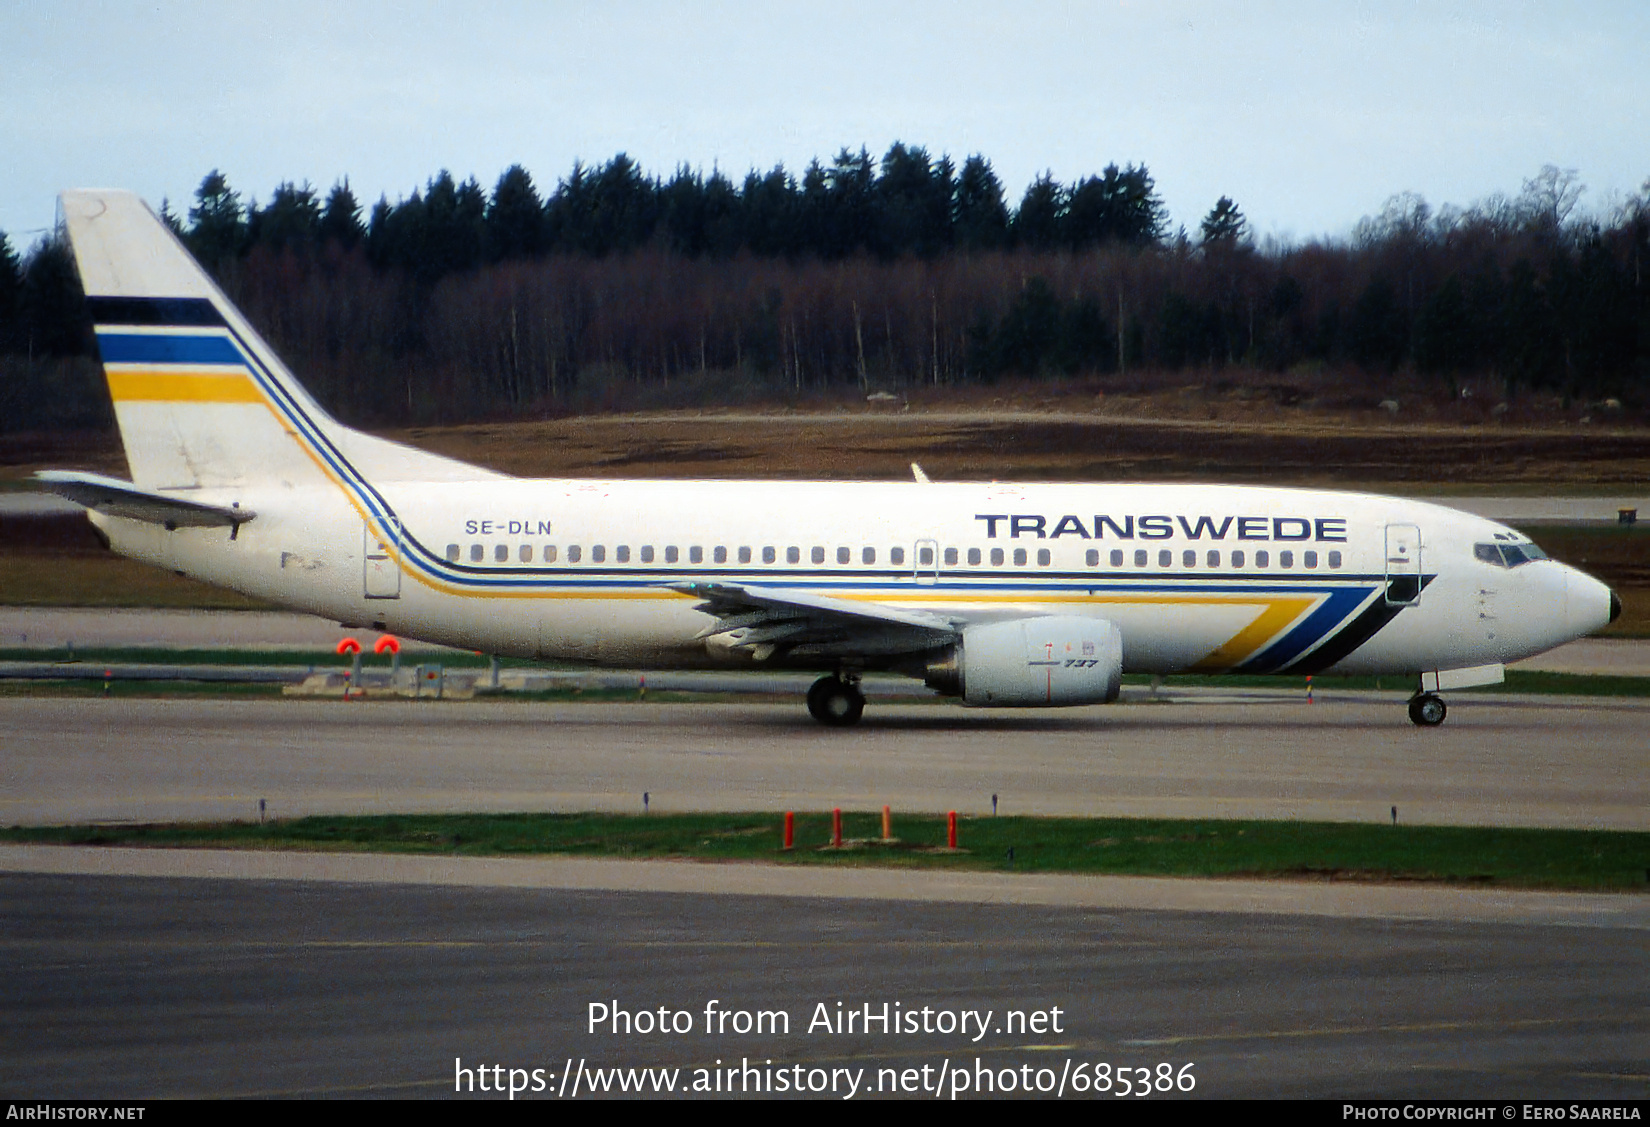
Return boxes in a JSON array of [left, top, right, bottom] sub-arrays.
[[4, 636, 1647, 1100], [0, 867, 1643, 1099], [2, 695, 1645, 829]]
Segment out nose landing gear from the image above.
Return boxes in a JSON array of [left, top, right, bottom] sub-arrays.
[[807, 674, 865, 727], [1407, 692, 1447, 726]]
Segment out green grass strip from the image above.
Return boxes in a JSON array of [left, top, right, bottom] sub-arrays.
[[0, 681, 286, 699], [5, 813, 1647, 891], [0, 647, 516, 668]]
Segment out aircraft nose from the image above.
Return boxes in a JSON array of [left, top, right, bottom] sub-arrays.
[[1561, 566, 1616, 638]]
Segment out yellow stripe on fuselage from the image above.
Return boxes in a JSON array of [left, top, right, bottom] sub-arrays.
[[1189, 596, 1316, 669], [371, 582, 1314, 669], [836, 589, 1320, 669], [105, 367, 264, 403]]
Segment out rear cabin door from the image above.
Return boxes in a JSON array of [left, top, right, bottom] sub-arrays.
[[364, 517, 402, 599]]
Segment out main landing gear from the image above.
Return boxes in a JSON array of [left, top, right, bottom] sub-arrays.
[[1407, 692, 1447, 727], [807, 674, 865, 727]]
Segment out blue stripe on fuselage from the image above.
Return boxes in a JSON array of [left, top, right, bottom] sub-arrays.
[[1238, 585, 1376, 672]]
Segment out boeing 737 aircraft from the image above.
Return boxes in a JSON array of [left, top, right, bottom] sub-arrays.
[[40, 190, 1620, 726]]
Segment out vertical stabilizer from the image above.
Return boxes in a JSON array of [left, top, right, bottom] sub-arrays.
[[61, 190, 343, 490]]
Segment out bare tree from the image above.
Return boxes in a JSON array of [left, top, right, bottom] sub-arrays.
[[1516, 165, 1585, 236]]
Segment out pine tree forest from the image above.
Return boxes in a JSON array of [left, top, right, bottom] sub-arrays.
[[2, 147, 1647, 432]]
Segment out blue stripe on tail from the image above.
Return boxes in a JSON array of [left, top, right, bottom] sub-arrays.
[[95, 333, 246, 365]]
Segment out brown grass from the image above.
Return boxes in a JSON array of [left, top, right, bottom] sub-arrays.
[[6, 387, 1650, 487], [0, 555, 272, 609], [386, 409, 1650, 487]]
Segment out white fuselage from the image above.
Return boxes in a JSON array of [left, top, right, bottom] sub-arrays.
[[91, 477, 1614, 678]]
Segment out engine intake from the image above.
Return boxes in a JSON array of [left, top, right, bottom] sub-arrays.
[[924, 616, 1123, 706]]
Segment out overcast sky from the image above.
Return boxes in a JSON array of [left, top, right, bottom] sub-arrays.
[[4, 1, 1647, 249]]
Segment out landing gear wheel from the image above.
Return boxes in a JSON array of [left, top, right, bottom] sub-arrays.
[[807, 676, 865, 727], [1407, 693, 1447, 727]]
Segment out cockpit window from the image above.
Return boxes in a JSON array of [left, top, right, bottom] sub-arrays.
[[1475, 541, 1547, 568]]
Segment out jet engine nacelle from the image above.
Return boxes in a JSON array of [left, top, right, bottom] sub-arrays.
[[925, 616, 1123, 706]]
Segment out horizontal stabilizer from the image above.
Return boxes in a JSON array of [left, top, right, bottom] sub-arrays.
[[34, 470, 255, 528]]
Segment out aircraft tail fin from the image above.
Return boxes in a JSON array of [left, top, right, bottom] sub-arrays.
[[60, 189, 349, 491], [59, 189, 503, 492]]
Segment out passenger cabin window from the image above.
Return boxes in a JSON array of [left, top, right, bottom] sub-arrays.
[[812, 546, 825, 564], [470, 544, 484, 563], [664, 546, 677, 563], [616, 545, 630, 563], [1158, 549, 1172, 568], [568, 545, 582, 563], [495, 544, 509, 563], [1231, 549, 1245, 567], [689, 546, 702, 563], [446, 544, 460, 562], [787, 547, 800, 564], [990, 548, 1004, 566], [519, 545, 533, 563], [863, 547, 876, 565], [1134, 549, 1147, 567], [1013, 548, 1027, 566], [544, 545, 558, 563], [1304, 550, 1318, 568], [1327, 550, 1341, 568], [1086, 549, 1099, 567], [1207, 550, 1219, 567], [762, 546, 776, 564], [1255, 550, 1269, 567], [591, 545, 606, 563], [738, 547, 752, 564], [1111, 549, 1124, 567], [1279, 550, 1293, 568], [968, 548, 982, 565], [942, 547, 957, 566], [918, 546, 934, 566], [713, 547, 727, 564], [1183, 549, 1196, 568], [1037, 548, 1051, 566], [640, 545, 654, 563], [891, 547, 905, 565]]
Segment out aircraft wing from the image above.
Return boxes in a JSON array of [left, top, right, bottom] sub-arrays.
[[34, 470, 255, 528], [672, 581, 958, 660]]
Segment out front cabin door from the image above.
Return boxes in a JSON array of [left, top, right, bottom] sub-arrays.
[[1383, 523, 1421, 605]]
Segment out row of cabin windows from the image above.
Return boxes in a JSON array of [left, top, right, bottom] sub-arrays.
[[1086, 547, 1342, 570], [446, 542, 1344, 570], [445, 543, 912, 565]]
